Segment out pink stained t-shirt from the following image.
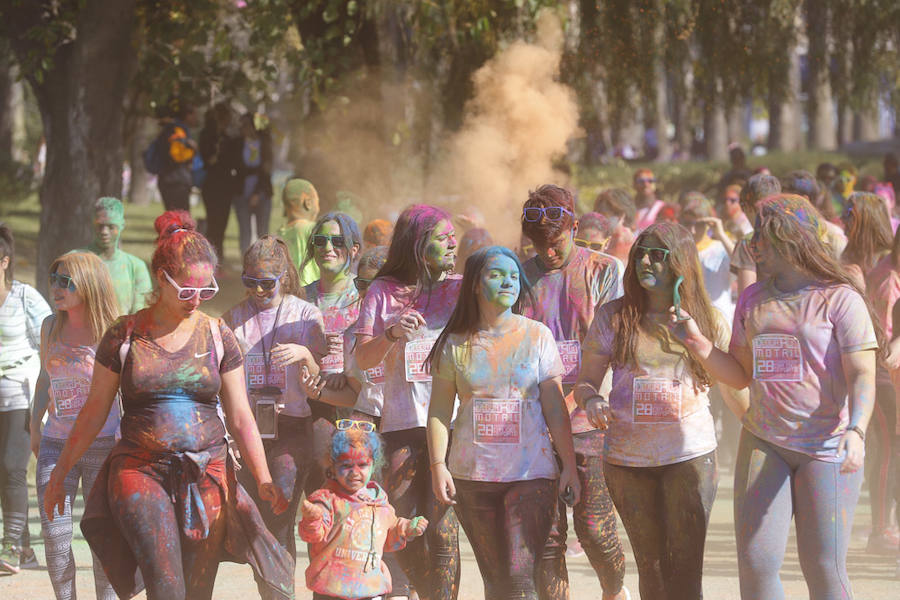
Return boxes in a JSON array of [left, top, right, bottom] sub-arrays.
[[355, 274, 462, 433], [343, 322, 384, 418], [303, 280, 360, 374], [433, 315, 563, 482], [584, 298, 721, 467], [222, 295, 328, 418], [521, 246, 623, 450], [730, 280, 877, 461]]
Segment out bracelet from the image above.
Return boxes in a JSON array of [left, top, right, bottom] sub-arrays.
[[430, 459, 445, 468], [385, 325, 400, 343], [847, 425, 865, 441]]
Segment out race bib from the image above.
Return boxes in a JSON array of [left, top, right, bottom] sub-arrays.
[[473, 398, 521, 444], [632, 377, 682, 423], [557, 340, 581, 385], [51, 377, 92, 419], [752, 334, 803, 382], [405, 338, 436, 382], [365, 363, 386, 385], [246, 354, 286, 390], [321, 339, 344, 373]]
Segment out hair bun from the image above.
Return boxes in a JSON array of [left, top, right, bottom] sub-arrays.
[[154, 210, 197, 243]]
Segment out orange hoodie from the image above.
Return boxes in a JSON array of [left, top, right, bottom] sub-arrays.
[[299, 480, 410, 599]]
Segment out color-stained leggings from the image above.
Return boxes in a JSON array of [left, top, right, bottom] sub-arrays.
[[106, 453, 226, 600], [734, 429, 862, 600], [36, 436, 116, 600], [604, 451, 718, 600], [383, 427, 460, 600], [538, 453, 626, 600], [0, 408, 30, 547], [866, 383, 896, 536], [454, 477, 557, 600]]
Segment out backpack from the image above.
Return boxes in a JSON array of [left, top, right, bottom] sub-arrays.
[[142, 130, 169, 176]]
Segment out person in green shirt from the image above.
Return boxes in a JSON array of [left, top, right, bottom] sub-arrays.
[[78, 197, 152, 314], [278, 178, 320, 286]]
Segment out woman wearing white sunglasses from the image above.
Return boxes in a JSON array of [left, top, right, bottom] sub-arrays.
[[43, 211, 293, 600]]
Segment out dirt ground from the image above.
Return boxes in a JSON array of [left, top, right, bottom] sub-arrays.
[[1, 464, 897, 599]]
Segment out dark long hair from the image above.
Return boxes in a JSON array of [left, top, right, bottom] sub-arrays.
[[428, 246, 533, 372], [0, 223, 13, 286], [614, 222, 720, 389], [756, 194, 885, 355], [376, 204, 453, 303], [300, 211, 361, 276], [244, 235, 302, 297]]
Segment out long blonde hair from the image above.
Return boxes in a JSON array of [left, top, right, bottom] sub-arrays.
[[49, 252, 119, 344]]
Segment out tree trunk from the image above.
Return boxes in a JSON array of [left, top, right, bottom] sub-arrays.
[[768, 45, 803, 152], [806, 0, 836, 150], [837, 99, 853, 146], [671, 47, 694, 159], [0, 50, 12, 166], [854, 109, 881, 141], [127, 116, 153, 205], [705, 94, 728, 161], [5, 0, 137, 293], [650, 5, 670, 162]]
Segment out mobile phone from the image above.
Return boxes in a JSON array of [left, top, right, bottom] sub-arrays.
[[673, 275, 689, 322], [561, 485, 576, 507], [255, 398, 278, 439]]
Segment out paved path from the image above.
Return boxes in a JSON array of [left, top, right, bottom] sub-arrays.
[[2, 465, 896, 599]]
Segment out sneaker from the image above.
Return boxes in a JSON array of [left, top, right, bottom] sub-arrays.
[[866, 528, 900, 554], [0, 544, 20, 574], [18, 546, 39, 570]]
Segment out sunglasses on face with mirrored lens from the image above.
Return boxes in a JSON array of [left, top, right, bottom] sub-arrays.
[[241, 272, 283, 291], [163, 270, 218, 301], [49, 272, 76, 292], [335, 418, 376, 432], [522, 206, 574, 222], [353, 277, 372, 292], [637, 177, 656, 184], [634, 245, 670, 263], [312, 234, 347, 249], [574, 238, 608, 252]]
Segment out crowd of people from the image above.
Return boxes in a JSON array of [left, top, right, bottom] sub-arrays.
[[0, 149, 898, 600]]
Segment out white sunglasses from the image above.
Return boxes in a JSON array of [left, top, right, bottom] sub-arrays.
[[163, 270, 218, 301]]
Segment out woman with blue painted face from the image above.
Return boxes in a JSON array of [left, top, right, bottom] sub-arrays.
[[222, 235, 328, 586], [427, 246, 580, 600]]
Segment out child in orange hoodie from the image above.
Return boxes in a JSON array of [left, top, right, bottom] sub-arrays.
[[299, 421, 428, 600]]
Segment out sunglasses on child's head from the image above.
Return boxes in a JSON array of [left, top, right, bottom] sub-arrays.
[[633, 245, 670, 263], [335, 419, 376, 432], [241, 272, 284, 291], [312, 234, 347, 249], [522, 206, 573, 222], [49, 272, 76, 292], [163, 270, 218, 301]]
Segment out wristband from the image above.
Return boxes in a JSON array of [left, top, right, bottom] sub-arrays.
[[430, 459, 445, 468], [385, 325, 400, 343], [847, 425, 865, 441]]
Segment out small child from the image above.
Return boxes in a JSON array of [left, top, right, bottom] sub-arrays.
[[299, 421, 428, 600]]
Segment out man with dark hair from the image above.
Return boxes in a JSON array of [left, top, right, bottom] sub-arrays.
[[717, 145, 752, 192], [782, 170, 847, 259], [732, 174, 781, 294], [520, 184, 629, 600]]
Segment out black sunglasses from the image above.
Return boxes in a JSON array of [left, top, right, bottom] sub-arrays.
[[241, 272, 284, 291], [354, 277, 372, 292], [312, 234, 347, 249], [633, 245, 670, 263], [49, 272, 76, 292], [523, 206, 574, 222]]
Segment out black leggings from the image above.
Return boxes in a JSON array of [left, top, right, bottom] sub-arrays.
[[604, 451, 718, 600], [455, 477, 557, 600], [0, 408, 30, 547], [866, 383, 897, 536], [238, 415, 311, 563], [382, 427, 460, 600], [539, 452, 625, 600]]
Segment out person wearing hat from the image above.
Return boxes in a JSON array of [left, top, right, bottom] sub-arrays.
[[77, 197, 152, 314], [279, 178, 321, 286]]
